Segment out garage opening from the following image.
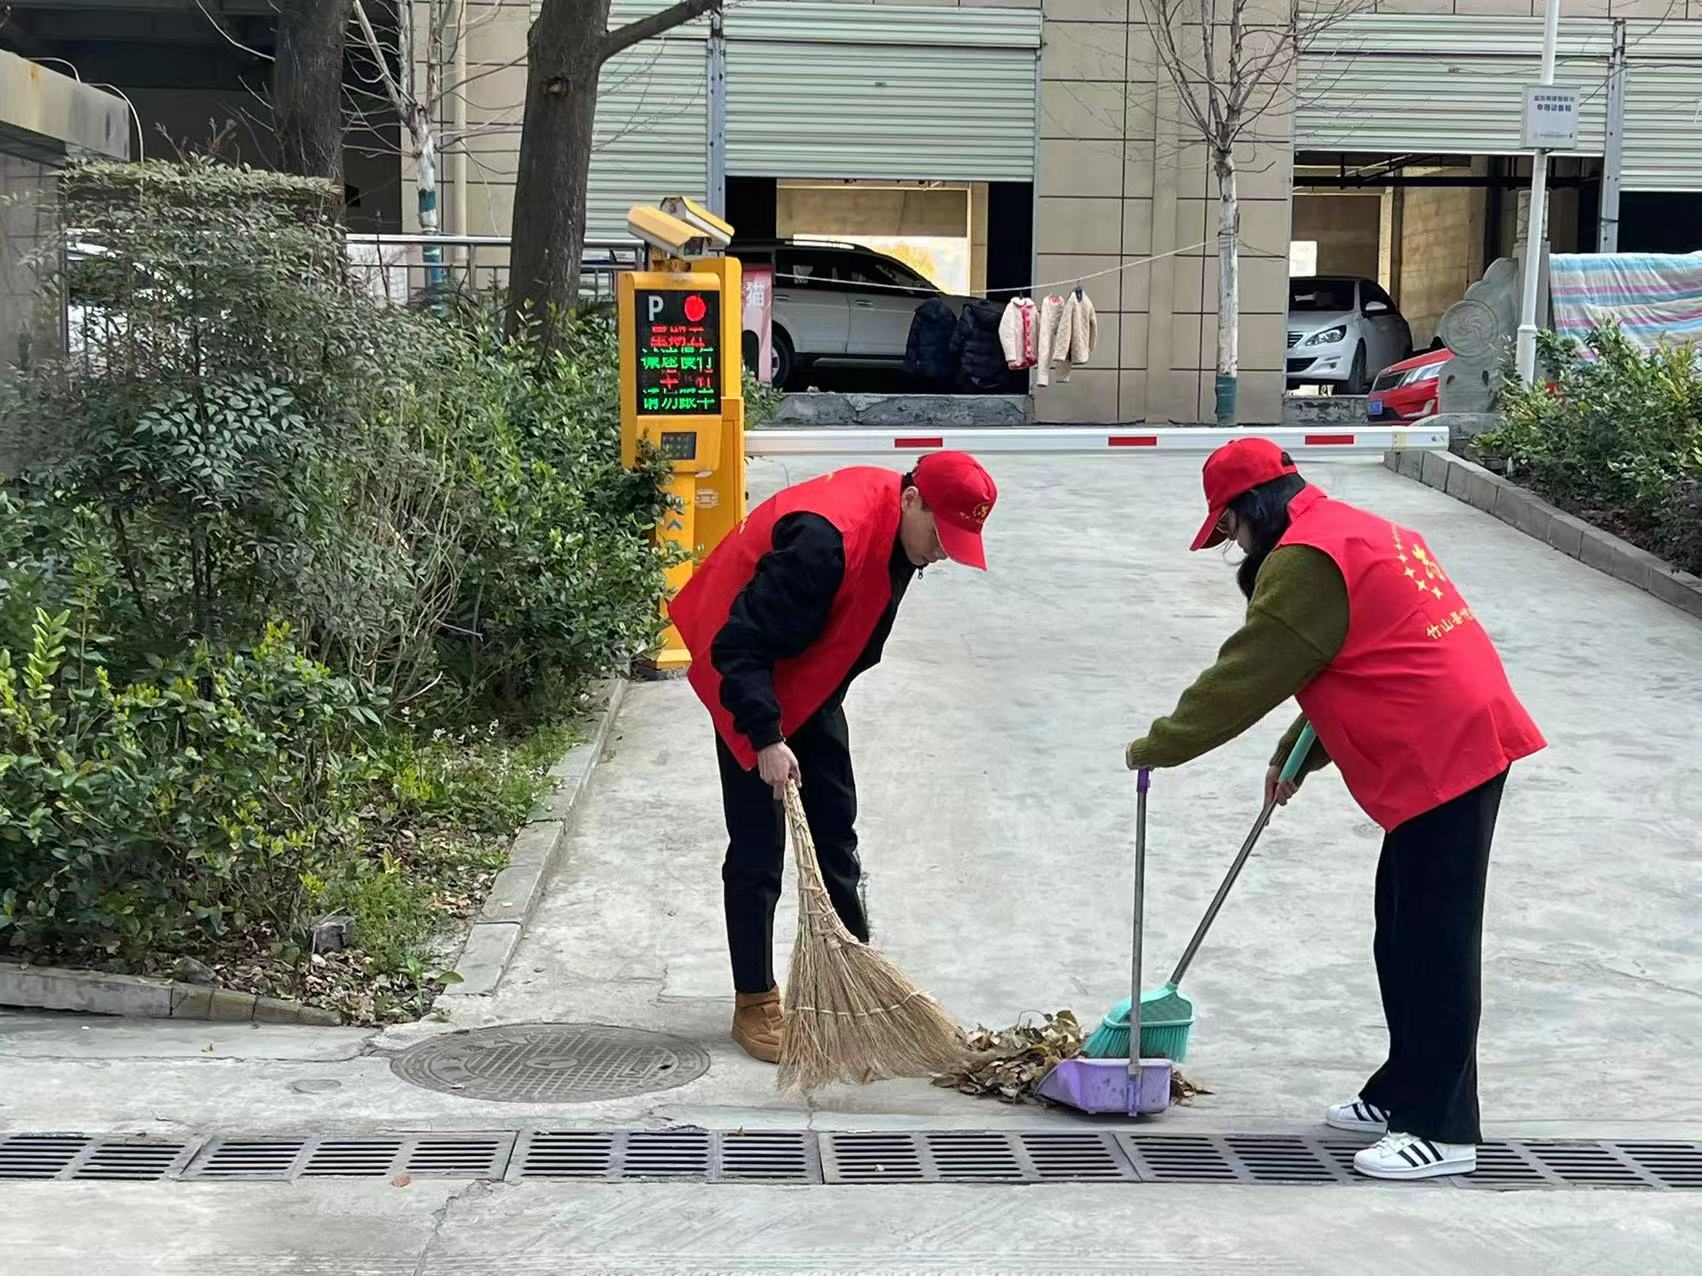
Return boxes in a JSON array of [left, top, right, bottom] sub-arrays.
[[1288, 152, 1605, 415], [727, 177, 1033, 395], [718, 3, 1040, 402]]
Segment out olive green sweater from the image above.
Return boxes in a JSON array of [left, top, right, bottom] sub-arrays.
[[1124, 545, 1348, 778]]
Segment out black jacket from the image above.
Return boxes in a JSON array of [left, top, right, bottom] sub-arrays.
[[950, 299, 1008, 392], [710, 512, 916, 751], [904, 297, 958, 381]]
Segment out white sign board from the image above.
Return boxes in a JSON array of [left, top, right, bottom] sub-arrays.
[[1522, 85, 1580, 150]]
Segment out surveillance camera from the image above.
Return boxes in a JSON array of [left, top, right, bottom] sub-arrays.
[[660, 196, 733, 251], [627, 206, 712, 260]]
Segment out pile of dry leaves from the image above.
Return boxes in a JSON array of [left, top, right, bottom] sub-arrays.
[[933, 1010, 1210, 1107]]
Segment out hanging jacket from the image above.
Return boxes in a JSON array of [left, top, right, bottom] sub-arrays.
[[1036, 291, 1100, 387], [1036, 295, 1068, 387], [1280, 485, 1546, 830], [670, 468, 905, 769], [998, 297, 1039, 370], [1065, 289, 1098, 366], [903, 297, 958, 382], [951, 299, 1008, 391]]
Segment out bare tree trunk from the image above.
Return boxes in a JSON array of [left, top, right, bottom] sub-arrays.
[[1214, 156, 1239, 427], [274, 0, 352, 192], [505, 0, 609, 345]]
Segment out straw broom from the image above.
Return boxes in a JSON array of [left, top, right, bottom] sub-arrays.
[[777, 781, 965, 1092]]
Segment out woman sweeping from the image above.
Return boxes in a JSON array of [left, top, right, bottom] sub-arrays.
[[1124, 438, 1545, 1182]]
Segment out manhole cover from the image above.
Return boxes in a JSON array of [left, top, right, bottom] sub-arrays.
[[390, 1023, 710, 1103]]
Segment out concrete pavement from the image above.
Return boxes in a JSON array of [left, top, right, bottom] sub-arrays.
[[4, 1178, 1702, 1275], [3, 453, 1700, 1269]]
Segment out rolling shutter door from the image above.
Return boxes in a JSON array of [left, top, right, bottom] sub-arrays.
[[724, 2, 1042, 182], [1297, 16, 1702, 191], [585, 2, 710, 239]]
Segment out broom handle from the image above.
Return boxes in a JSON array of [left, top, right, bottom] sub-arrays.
[[1130, 768, 1150, 1077], [1166, 724, 1317, 988]]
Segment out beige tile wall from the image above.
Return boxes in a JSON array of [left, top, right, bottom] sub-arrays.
[[1036, 3, 1292, 424]]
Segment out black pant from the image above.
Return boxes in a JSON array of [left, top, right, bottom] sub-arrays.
[[716, 702, 869, 995], [1360, 769, 1508, 1145]]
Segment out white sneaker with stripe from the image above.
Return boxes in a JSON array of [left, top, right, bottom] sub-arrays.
[[1353, 1131, 1477, 1180], [1324, 1098, 1389, 1134]]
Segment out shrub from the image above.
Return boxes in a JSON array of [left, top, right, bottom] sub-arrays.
[[0, 157, 674, 996], [3, 159, 675, 714], [0, 598, 365, 963], [443, 311, 677, 711], [1482, 327, 1702, 573]]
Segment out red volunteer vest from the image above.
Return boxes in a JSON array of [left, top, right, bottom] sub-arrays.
[[1279, 486, 1545, 831], [671, 467, 903, 769]]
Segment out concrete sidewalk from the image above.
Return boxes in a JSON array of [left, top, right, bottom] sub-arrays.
[[4, 1177, 1700, 1275], [4, 454, 1696, 1145]]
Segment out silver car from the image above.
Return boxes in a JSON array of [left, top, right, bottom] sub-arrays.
[[730, 239, 967, 387], [1287, 276, 1413, 396]]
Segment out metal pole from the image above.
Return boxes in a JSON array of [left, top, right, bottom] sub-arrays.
[[1516, 0, 1564, 382], [1130, 771, 1150, 1078], [1600, 18, 1626, 253], [706, 9, 727, 216]]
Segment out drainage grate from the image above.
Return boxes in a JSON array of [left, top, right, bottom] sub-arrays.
[[1118, 1134, 1238, 1184], [185, 1134, 514, 1182], [821, 1132, 929, 1184], [512, 1131, 616, 1180], [822, 1131, 1135, 1184], [1525, 1142, 1650, 1189], [7, 1129, 1699, 1189], [389, 1023, 711, 1103], [1119, 1134, 1381, 1185], [76, 1140, 197, 1182], [187, 1139, 312, 1181], [1619, 1142, 1702, 1189], [0, 1136, 89, 1180], [0, 1136, 197, 1182], [1018, 1132, 1136, 1182], [510, 1130, 818, 1183], [718, 1130, 819, 1182]]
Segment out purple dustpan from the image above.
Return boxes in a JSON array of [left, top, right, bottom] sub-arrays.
[[1037, 1057, 1173, 1115]]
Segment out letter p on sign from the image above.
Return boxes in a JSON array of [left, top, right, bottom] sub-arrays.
[[648, 294, 665, 321]]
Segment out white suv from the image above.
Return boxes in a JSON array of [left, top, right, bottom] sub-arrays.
[[1287, 276, 1413, 395], [730, 239, 967, 387]]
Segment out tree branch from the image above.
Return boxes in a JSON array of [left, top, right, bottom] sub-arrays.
[[350, 0, 409, 115], [601, 0, 721, 64]]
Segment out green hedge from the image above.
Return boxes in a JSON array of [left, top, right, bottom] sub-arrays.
[[1480, 327, 1702, 575], [0, 159, 673, 993]]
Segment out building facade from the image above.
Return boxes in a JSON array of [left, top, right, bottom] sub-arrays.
[[430, 0, 1702, 425]]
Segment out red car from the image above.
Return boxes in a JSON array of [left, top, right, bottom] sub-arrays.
[[1367, 347, 1451, 422]]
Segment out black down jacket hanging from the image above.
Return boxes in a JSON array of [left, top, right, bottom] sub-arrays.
[[904, 296, 958, 382], [950, 300, 1008, 392]]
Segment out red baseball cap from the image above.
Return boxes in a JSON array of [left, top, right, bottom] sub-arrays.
[[1190, 438, 1299, 551], [914, 451, 997, 570]]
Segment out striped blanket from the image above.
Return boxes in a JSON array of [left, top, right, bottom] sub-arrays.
[[1549, 253, 1702, 352]]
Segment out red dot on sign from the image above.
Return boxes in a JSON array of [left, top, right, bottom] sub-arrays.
[[683, 294, 707, 323]]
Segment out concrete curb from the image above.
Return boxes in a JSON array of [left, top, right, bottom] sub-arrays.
[[772, 392, 1031, 429], [0, 962, 341, 1025], [441, 677, 629, 998], [1385, 449, 1702, 622]]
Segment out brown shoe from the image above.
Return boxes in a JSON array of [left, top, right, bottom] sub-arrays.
[[731, 988, 783, 1064]]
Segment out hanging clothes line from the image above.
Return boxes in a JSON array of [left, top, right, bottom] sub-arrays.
[[763, 238, 1221, 298]]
